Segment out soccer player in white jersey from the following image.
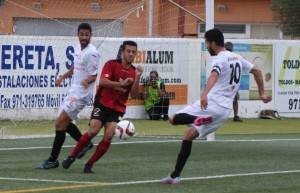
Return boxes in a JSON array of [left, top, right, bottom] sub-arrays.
[[36, 23, 100, 169], [161, 28, 272, 184]]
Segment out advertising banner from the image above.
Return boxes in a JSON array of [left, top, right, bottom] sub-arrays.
[[0, 36, 189, 119], [201, 42, 273, 100], [275, 42, 300, 112]]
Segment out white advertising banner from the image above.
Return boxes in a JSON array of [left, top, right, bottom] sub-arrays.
[[201, 42, 273, 100], [0, 36, 193, 119], [275, 42, 300, 112]]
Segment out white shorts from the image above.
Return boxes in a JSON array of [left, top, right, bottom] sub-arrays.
[[176, 99, 231, 138], [58, 91, 89, 120]]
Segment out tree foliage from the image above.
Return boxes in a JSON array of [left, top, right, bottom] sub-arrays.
[[271, 0, 300, 38]]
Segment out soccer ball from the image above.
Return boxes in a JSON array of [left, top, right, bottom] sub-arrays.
[[114, 120, 135, 140]]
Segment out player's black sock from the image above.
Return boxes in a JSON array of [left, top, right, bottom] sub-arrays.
[[66, 122, 82, 141], [173, 113, 197, 125], [171, 140, 192, 178], [49, 130, 66, 162]]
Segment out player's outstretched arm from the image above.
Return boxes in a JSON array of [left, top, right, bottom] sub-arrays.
[[250, 66, 272, 103]]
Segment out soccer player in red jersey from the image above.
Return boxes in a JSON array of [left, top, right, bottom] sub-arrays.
[[62, 40, 143, 173]]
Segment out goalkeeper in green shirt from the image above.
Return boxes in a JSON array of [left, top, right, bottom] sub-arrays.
[[143, 71, 169, 120]]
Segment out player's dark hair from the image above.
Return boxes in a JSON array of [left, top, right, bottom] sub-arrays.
[[204, 29, 224, 47], [225, 42, 233, 52], [122, 40, 137, 51], [78, 23, 92, 33]]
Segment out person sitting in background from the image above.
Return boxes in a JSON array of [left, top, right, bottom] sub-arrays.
[[225, 41, 243, 122], [143, 71, 169, 120]]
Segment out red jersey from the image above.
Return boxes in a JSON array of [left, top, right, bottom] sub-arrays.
[[95, 59, 136, 113]]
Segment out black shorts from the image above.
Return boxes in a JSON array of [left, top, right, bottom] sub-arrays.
[[90, 103, 124, 124]]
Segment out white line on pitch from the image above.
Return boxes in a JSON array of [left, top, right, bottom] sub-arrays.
[[0, 177, 100, 184], [1, 169, 300, 186], [1, 138, 300, 151], [0, 140, 180, 151]]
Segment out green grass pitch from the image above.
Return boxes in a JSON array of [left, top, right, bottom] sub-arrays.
[[0, 118, 300, 193]]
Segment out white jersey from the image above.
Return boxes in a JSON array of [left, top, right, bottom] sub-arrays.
[[207, 50, 253, 109], [69, 43, 100, 100]]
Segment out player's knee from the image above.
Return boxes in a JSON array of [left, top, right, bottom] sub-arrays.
[[55, 121, 69, 131], [172, 113, 189, 125], [103, 131, 114, 142], [172, 114, 183, 125], [169, 114, 176, 125], [88, 126, 100, 138], [88, 131, 98, 138], [183, 127, 198, 141]]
